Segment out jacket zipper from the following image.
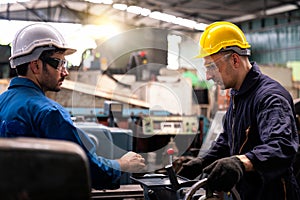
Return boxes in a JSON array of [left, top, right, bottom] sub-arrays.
[[281, 178, 287, 200], [239, 126, 250, 154], [232, 96, 236, 154]]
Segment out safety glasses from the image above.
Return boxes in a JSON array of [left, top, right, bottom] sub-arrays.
[[40, 57, 67, 72], [204, 53, 232, 73]]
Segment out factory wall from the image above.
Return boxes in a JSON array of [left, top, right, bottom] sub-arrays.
[[240, 10, 300, 65]]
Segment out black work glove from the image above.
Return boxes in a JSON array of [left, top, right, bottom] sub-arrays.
[[177, 157, 204, 180], [203, 156, 245, 192]]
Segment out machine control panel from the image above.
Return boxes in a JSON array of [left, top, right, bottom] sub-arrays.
[[142, 116, 198, 135]]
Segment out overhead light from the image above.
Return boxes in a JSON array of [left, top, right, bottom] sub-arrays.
[[127, 6, 143, 15], [149, 11, 176, 23], [126, 6, 151, 16], [85, 0, 113, 4], [85, 1, 207, 31], [0, 0, 30, 4], [116, 4, 206, 31], [140, 8, 151, 16], [85, 0, 101, 3], [265, 4, 298, 15], [113, 3, 128, 11], [102, 0, 113, 4], [173, 17, 196, 29], [228, 14, 257, 23], [194, 23, 208, 31], [229, 2, 300, 23], [0, 0, 14, 3], [83, 1, 208, 31]]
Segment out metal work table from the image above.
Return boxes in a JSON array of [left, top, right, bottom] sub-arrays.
[[91, 184, 144, 199]]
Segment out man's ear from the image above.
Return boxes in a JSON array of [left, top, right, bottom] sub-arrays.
[[231, 53, 240, 69], [232, 53, 239, 64], [29, 60, 40, 73]]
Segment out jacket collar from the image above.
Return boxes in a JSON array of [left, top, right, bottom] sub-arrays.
[[9, 77, 45, 95], [231, 62, 261, 96]]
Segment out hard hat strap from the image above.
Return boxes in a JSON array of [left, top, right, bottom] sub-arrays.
[[219, 46, 251, 56]]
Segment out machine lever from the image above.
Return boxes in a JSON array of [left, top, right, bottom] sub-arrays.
[[165, 164, 180, 191]]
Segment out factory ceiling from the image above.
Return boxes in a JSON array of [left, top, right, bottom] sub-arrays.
[[0, 0, 300, 32]]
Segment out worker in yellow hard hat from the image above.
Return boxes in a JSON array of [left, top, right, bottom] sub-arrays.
[[178, 21, 300, 200], [197, 21, 251, 90]]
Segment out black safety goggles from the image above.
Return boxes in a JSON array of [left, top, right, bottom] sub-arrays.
[[40, 57, 67, 71]]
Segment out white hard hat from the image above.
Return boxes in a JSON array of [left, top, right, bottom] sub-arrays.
[[9, 23, 76, 68]]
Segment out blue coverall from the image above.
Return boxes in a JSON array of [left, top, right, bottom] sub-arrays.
[[203, 62, 300, 199], [0, 77, 121, 189]]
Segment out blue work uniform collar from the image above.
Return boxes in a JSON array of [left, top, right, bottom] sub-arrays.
[[8, 77, 45, 95]]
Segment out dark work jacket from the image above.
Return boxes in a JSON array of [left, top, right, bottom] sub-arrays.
[[203, 62, 300, 200]]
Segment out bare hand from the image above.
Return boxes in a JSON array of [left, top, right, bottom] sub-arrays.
[[118, 151, 146, 173]]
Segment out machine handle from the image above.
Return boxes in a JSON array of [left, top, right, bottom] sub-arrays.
[[165, 164, 180, 191], [183, 178, 208, 200], [183, 178, 241, 200]]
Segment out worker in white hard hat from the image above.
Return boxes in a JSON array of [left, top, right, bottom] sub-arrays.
[[178, 21, 300, 200], [0, 23, 145, 190]]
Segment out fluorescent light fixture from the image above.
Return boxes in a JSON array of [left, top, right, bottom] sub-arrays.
[[0, 0, 30, 3], [0, 0, 15, 3], [194, 23, 208, 31], [113, 3, 128, 11], [228, 14, 257, 23], [127, 6, 143, 15], [85, 0, 102, 3], [149, 11, 164, 20], [173, 17, 196, 29], [149, 11, 176, 23], [85, 0, 113, 4], [229, 2, 300, 23], [125, 5, 151, 16], [102, 0, 113, 4], [115, 4, 207, 30], [265, 4, 298, 15], [140, 8, 151, 16]]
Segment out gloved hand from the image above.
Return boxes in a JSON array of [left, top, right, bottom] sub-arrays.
[[177, 157, 204, 180], [203, 156, 245, 192]]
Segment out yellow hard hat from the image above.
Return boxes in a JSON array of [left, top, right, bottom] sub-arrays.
[[195, 21, 251, 58]]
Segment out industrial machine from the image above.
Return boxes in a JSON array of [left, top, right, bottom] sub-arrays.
[[130, 111, 237, 200], [74, 122, 133, 185], [131, 164, 240, 200]]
